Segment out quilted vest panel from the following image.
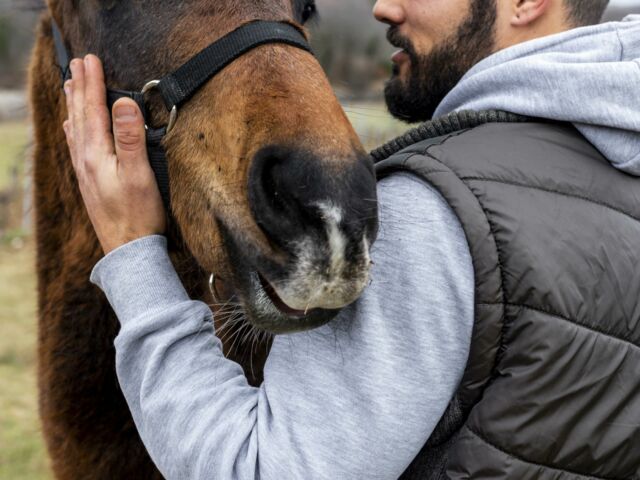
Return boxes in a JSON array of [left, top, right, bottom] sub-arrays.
[[376, 121, 640, 479]]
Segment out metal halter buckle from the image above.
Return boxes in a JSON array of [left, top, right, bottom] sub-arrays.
[[141, 80, 178, 133]]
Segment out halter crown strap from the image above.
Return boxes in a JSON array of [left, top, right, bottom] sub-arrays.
[[156, 21, 311, 111], [51, 18, 71, 85]]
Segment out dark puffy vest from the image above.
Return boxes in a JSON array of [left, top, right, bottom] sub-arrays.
[[373, 113, 640, 479]]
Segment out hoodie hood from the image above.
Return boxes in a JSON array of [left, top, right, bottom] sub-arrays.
[[434, 15, 640, 175]]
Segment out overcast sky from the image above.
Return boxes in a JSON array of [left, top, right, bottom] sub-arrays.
[[610, 0, 640, 6]]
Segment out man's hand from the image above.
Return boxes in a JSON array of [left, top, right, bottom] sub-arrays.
[[63, 54, 166, 255]]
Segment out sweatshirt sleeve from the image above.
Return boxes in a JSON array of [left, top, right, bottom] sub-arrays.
[[90, 172, 475, 480]]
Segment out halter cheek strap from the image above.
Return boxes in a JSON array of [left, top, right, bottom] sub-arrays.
[[51, 18, 313, 213]]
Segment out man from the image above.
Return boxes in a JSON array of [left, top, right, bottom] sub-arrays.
[[62, 0, 640, 478]]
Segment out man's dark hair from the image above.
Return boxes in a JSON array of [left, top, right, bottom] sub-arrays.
[[564, 0, 610, 26]]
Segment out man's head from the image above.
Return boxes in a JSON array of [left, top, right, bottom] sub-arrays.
[[374, 0, 610, 122]]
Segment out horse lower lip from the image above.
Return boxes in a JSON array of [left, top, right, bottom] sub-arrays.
[[258, 274, 308, 317]]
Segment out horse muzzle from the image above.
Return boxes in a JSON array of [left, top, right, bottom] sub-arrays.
[[226, 145, 379, 332]]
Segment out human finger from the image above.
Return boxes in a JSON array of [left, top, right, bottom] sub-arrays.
[[62, 119, 71, 141], [112, 98, 149, 170], [63, 80, 75, 157], [69, 58, 86, 160], [83, 54, 113, 152]]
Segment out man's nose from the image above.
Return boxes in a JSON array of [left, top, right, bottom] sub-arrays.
[[372, 0, 405, 25]]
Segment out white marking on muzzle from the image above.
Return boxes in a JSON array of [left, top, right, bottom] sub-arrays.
[[317, 201, 347, 278], [269, 201, 371, 312]]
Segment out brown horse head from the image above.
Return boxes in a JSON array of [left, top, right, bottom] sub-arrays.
[[48, 0, 378, 334]]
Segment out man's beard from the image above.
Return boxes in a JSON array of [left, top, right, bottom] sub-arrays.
[[384, 0, 498, 123]]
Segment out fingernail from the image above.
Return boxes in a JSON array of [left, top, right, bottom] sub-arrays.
[[114, 104, 138, 121]]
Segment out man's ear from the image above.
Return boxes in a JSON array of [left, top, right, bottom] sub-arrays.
[[510, 0, 551, 26]]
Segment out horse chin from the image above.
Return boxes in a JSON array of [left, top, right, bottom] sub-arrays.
[[208, 209, 373, 334], [208, 229, 361, 335]]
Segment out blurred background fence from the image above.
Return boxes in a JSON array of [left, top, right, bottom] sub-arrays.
[[0, 1, 638, 478]]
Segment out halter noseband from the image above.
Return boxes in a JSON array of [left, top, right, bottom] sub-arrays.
[[51, 18, 313, 212]]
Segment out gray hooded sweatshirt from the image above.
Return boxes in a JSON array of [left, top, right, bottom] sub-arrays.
[[91, 15, 640, 480], [435, 14, 640, 174]]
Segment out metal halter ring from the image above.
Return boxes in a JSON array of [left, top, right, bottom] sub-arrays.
[[209, 273, 221, 304], [141, 80, 178, 133]]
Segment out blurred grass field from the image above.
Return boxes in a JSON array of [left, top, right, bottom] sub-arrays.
[[0, 119, 52, 479], [0, 121, 30, 191], [343, 101, 409, 151], [0, 103, 407, 479], [0, 241, 51, 480]]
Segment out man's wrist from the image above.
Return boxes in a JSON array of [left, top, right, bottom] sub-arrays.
[[98, 224, 167, 255]]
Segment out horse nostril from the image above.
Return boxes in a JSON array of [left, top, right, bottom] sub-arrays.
[[248, 145, 379, 254], [261, 161, 287, 216], [257, 149, 309, 224], [249, 148, 293, 248], [249, 146, 318, 248]]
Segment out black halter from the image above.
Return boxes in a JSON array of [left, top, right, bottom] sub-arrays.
[[51, 18, 313, 211]]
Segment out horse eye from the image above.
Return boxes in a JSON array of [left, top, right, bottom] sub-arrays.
[[301, 2, 316, 23]]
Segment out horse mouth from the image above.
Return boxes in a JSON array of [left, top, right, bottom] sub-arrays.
[[207, 266, 340, 336], [257, 273, 312, 318], [244, 269, 341, 334], [210, 217, 371, 335]]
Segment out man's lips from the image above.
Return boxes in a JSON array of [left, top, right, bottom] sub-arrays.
[[391, 49, 410, 65]]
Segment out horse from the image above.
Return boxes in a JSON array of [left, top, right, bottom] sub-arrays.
[[28, 1, 379, 478]]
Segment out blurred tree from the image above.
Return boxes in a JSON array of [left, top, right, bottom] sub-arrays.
[[0, 16, 10, 58], [0, 0, 636, 92], [0, 1, 42, 88], [310, 0, 393, 97]]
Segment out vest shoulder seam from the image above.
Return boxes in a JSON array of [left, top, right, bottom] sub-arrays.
[[421, 129, 470, 159], [464, 425, 635, 480], [391, 157, 512, 400], [478, 302, 640, 352], [460, 176, 640, 226], [370, 110, 532, 161], [377, 157, 511, 402], [461, 183, 511, 389]]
